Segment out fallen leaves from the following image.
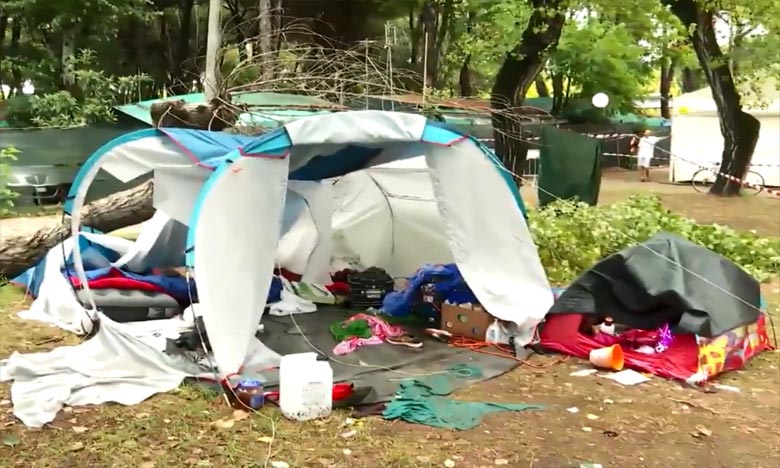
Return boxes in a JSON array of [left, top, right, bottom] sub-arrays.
[[693, 425, 713, 438], [209, 410, 251, 429], [72, 426, 88, 434], [67, 441, 84, 452]]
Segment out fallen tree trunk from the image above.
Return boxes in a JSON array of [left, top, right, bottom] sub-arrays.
[[0, 180, 155, 281]]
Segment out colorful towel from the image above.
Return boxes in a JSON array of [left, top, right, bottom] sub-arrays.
[[331, 314, 406, 355]]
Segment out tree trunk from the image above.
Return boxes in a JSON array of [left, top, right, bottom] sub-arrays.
[[681, 66, 702, 92], [204, 0, 223, 101], [664, 0, 760, 196], [172, 0, 196, 91], [458, 11, 476, 97], [408, 6, 420, 65], [0, 15, 7, 98], [535, 74, 550, 98], [420, 1, 439, 88], [0, 181, 155, 281], [659, 55, 676, 119], [8, 19, 22, 95], [551, 72, 564, 112], [459, 56, 474, 97], [61, 25, 77, 89], [258, 0, 273, 81], [150, 98, 237, 130], [491, 0, 565, 177]]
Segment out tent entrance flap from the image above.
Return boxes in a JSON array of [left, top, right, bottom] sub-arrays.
[[189, 154, 291, 376], [425, 142, 553, 345]]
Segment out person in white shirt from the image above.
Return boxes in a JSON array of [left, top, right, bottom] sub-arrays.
[[631, 129, 663, 182]]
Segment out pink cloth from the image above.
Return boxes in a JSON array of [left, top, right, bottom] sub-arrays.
[[347, 313, 405, 340], [333, 335, 384, 355], [332, 314, 406, 355]]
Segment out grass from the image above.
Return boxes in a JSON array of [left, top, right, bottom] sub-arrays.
[[1, 171, 780, 467]]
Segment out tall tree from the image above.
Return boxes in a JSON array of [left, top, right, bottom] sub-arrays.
[[204, 0, 223, 101], [490, 0, 566, 175], [662, 0, 772, 195]]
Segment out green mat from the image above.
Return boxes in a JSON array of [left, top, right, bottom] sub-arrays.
[[383, 364, 544, 430]]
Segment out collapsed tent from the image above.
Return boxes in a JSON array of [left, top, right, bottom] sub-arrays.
[[24, 110, 553, 379], [540, 232, 771, 382]]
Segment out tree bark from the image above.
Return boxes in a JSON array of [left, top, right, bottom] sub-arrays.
[[258, 0, 273, 80], [0, 181, 155, 281], [458, 56, 473, 97], [0, 15, 7, 99], [408, 5, 420, 65], [458, 11, 476, 97], [150, 97, 238, 130], [204, 0, 223, 101], [535, 74, 550, 98], [490, 0, 565, 178], [61, 25, 77, 89], [680, 66, 702, 92], [8, 18, 22, 95], [664, 0, 760, 196], [659, 56, 676, 119]]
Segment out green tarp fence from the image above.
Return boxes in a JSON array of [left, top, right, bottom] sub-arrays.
[[537, 125, 603, 207], [0, 124, 140, 166]]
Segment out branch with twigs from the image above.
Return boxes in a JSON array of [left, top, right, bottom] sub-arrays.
[[168, 13, 552, 145]]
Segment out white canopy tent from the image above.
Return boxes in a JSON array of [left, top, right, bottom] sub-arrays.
[[669, 82, 780, 187], [40, 111, 552, 379]]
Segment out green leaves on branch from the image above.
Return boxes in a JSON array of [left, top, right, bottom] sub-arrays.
[[28, 50, 153, 128], [0, 147, 20, 216], [529, 195, 780, 284]]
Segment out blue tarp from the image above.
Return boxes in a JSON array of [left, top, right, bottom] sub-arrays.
[[382, 264, 477, 317], [160, 128, 256, 162]]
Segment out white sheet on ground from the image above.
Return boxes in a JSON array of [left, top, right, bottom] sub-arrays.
[[268, 280, 317, 316], [0, 317, 201, 428]]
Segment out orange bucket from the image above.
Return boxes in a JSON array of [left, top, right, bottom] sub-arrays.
[[589, 344, 625, 371]]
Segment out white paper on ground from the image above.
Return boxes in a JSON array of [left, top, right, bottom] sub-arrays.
[[601, 369, 651, 386], [570, 369, 599, 377]]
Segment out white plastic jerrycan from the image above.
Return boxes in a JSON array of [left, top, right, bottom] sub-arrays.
[[279, 352, 334, 421]]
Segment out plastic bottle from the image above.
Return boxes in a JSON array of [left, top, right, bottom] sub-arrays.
[[599, 317, 616, 336], [279, 352, 333, 421], [485, 319, 510, 344]]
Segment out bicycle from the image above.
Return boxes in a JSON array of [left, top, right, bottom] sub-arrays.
[[691, 164, 765, 196]]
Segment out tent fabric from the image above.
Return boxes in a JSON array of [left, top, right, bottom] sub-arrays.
[[56, 110, 552, 378], [537, 126, 603, 207], [547, 232, 761, 338], [64, 128, 254, 215]]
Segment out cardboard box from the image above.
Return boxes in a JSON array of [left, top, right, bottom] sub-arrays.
[[440, 303, 493, 341]]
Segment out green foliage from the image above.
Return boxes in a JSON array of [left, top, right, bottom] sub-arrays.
[[27, 50, 153, 127], [549, 18, 651, 113], [0, 147, 20, 216], [529, 195, 780, 284]]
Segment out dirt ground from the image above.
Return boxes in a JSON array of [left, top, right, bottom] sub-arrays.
[[0, 169, 778, 468]]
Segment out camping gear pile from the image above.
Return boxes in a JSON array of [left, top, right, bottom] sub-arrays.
[[540, 233, 771, 382], [1, 111, 553, 428], [0, 110, 772, 431]]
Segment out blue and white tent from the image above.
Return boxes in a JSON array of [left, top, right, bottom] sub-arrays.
[[54, 110, 552, 378]]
